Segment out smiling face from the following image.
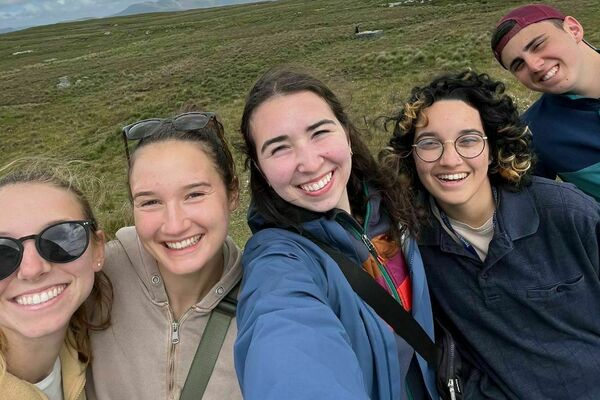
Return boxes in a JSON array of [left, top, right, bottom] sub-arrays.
[[413, 100, 493, 222], [130, 140, 235, 278], [0, 183, 102, 341], [250, 90, 353, 214], [501, 18, 585, 95]]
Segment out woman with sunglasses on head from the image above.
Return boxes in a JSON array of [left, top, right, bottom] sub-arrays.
[[87, 111, 242, 400], [0, 159, 112, 399], [235, 67, 438, 400], [381, 70, 600, 399]]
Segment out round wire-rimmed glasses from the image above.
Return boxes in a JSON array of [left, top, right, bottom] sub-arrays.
[[412, 134, 488, 163]]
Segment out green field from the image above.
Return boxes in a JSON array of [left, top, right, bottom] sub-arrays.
[[1, 0, 598, 245]]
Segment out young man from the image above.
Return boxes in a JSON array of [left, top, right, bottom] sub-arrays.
[[491, 4, 600, 201]]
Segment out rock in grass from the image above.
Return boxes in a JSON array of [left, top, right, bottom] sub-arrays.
[[57, 76, 71, 89], [354, 30, 383, 39]]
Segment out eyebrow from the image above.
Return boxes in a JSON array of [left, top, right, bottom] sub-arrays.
[[415, 129, 483, 141], [259, 119, 337, 155], [132, 182, 211, 201], [509, 34, 545, 71], [306, 119, 336, 132], [260, 134, 289, 155]]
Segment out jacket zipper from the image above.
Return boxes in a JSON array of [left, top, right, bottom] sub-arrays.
[[448, 379, 457, 400], [334, 210, 403, 307], [447, 337, 458, 400], [167, 308, 193, 398], [167, 318, 178, 396], [171, 321, 180, 344]]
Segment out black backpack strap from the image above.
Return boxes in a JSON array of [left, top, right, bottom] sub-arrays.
[[309, 237, 439, 365], [180, 282, 239, 400]]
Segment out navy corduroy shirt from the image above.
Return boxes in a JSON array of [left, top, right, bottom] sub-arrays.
[[419, 177, 600, 400]]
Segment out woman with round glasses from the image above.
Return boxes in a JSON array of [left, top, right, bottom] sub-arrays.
[[0, 159, 112, 399], [381, 70, 600, 399], [235, 67, 438, 400], [87, 111, 242, 400]]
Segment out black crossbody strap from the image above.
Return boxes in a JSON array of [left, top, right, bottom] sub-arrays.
[[311, 238, 439, 365], [180, 284, 238, 400]]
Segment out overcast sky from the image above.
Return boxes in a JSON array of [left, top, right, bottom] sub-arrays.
[[0, 0, 163, 31]]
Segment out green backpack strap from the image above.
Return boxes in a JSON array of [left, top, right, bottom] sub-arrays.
[[179, 283, 239, 400]]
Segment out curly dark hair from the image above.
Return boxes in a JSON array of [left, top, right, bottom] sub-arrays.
[[239, 66, 420, 237], [380, 70, 533, 216]]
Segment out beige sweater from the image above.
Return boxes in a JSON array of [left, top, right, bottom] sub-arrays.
[[0, 333, 87, 400], [86, 226, 242, 400]]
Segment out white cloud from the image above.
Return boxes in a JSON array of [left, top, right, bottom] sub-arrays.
[[23, 3, 40, 13], [0, 10, 19, 19], [0, 0, 29, 5], [0, 0, 214, 30]]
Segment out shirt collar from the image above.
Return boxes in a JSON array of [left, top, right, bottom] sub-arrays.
[[419, 183, 539, 246]]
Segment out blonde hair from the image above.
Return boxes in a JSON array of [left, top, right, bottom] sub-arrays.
[[0, 157, 113, 364]]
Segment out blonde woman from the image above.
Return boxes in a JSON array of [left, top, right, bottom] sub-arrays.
[[0, 161, 111, 399]]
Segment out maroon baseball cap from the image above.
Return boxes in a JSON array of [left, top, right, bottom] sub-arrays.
[[492, 4, 565, 67]]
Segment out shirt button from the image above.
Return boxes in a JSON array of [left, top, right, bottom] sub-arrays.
[[216, 286, 225, 295], [151, 274, 161, 285], [481, 272, 489, 279]]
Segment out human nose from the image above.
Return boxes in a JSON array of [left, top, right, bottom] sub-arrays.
[[161, 202, 190, 235], [524, 53, 544, 72], [438, 140, 463, 166], [296, 144, 323, 174], [16, 241, 51, 281]]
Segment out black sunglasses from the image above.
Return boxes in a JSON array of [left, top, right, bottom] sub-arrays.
[[121, 112, 216, 162], [0, 220, 93, 280]]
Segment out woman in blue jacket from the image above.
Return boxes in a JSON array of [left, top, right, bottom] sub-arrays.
[[234, 67, 438, 400], [381, 70, 600, 399]]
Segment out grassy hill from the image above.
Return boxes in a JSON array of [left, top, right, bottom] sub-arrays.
[[1, 0, 598, 245]]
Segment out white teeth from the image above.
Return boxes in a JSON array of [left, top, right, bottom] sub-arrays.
[[541, 66, 558, 81], [438, 173, 468, 181], [300, 172, 333, 192], [15, 285, 66, 306], [165, 235, 201, 250]]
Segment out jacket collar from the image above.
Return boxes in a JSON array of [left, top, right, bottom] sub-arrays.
[[247, 184, 391, 266], [115, 226, 242, 313], [419, 184, 539, 265], [247, 184, 389, 236]]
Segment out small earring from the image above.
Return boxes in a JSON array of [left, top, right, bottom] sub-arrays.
[[97, 262, 102, 268]]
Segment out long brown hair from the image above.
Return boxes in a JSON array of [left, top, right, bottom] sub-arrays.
[[239, 66, 420, 237]]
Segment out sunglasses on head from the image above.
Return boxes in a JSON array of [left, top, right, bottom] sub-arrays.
[[0, 220, 93, 280], [121, 112, 216, 162]]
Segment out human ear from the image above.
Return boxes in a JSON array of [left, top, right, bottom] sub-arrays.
[[228, 186, 240, 212], [563, 16, 584, 43], [92, 230, 106, 272]]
